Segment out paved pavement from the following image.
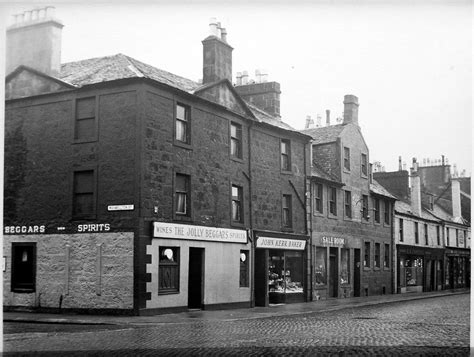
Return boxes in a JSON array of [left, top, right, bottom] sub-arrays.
[[3, 290, 470, 356]]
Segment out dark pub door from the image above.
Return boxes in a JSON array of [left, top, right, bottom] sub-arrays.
[[188, 248, 204, 309]]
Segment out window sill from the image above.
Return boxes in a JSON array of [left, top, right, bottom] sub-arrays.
[[327, 214, 338, 220], [174, 215, 192, 222], [73, 138, 98, 144], [174, 141, 192, 150], [363, 267, 371, 271], [374, 221, 381, 226], [281, 227, 294, 233], [383, 267, 390, 271], [343, 168, 351, 174], [231, 156, 244, 164], [231, 221, 246, 229], [383, 223, 391, 227], [313, 212, 324, 217], [11, 288, 35, 293], [374, 266, 381, 271], [343, 216, 354, 221], [280, 170, 293, 175], [158, 290, 180, 295], [360, 174, 368, 179]]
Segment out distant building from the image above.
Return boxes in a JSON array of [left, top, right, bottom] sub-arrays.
[[302, 95, 396, 300], [4, 10, 311, 314]]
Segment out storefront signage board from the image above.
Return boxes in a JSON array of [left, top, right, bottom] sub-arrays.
[[321, 236, 346, 247], [256, 237, 306, 250], [153, 222, 247, 244]]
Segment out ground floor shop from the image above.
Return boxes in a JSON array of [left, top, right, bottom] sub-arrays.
[[312, 234, 392, 300], [445, 248, 470, 290], [397, 245, 445, 293], [253, 232, 309, 306], [3, 223, 134, 313], [145, 222, 251, 313]]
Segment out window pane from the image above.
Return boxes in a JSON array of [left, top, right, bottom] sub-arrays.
[[341, 249, 350, 284], [159, 247, 179, 294], [240, 250, 249, 287], [176, 104, 186, 120], [314, 248, 327, 286], [176, 119, 187, 142], [364, 242, 370, 267], [176, 193, 187, 214]]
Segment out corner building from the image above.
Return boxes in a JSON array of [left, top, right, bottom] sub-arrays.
[[4, 11, 310, 314], [302, 96, 396, 300]]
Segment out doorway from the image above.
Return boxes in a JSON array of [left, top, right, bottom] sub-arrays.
[[188, 248, 204, 309], [354, 248, 361, 297], [328, 248, 338, 298], [254, 249, 268, 307]]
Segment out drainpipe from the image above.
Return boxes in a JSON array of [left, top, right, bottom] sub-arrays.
[[391, 202, 396, 294], [306, 140, 313, 301], [248, 122, 255, 308]]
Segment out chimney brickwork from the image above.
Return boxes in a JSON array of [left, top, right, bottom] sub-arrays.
[[6, 6, 63, 76], [343, 94, 359, 126], [451, 178, 462, 219], [234, 81, 281, 117], [410, 159, 422, 217], [202, 19, 233, 84]]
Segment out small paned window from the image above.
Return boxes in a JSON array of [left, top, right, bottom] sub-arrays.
[[436, 226, 440, 245], [232, 185, 244, 223], [344, 190, 352, 218], [329, 187, 337, 216], [384, 244, 390, 268], [414, 222, 419, 244], [384, 200, 390, 225], [175, 173, 190, 216], [425, 224, 429, 245], [373, 197, 380, 223], [361, 153, 368, 176], [399, 218, 404, 242], [362, 195, 369, 221], [344, 147, 350, 171], [73, 170, 95, 218], [239, 250, 249, 287], [281, 140, 291, 171], [374, 243, 380, 268], [230, 122, 242, 159], [159, 247, 179, 294], [11, 243, 36, 293], [282, 194, 292, 228], [75, 97, 96, 141], [314, 183, 323, 214], [364, 242, 371, 268], [175, 103, 190, 144]]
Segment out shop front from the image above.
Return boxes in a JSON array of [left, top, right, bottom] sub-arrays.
[[445, 248, 470, 289], [397, 245, 445, 293], [253, 233, 308, 306], [312, 234, 361, 300], [146, 222, 252, 313]]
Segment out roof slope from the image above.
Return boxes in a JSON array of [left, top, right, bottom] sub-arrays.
[[394, 200, 440, 222], [301, 124, 345, 144], [245, 102, 295, 131], [371, 179, 397, 199], [310, 162, 342, 184]]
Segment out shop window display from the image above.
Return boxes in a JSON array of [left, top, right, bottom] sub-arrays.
[[314, 248, 327, 286], [405, 257, 423, 287], [268, 250, 303, 303], [340, 249, 350, 285]]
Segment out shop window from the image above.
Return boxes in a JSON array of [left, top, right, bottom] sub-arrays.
[[362, 195, 369, 221], [344, 190, 352, 218], [364, 241, 371, 268], [232, 185, 243, 223], [230, 122, 242, 159], [175, 173, 190, 217], [341, 249, 350, 284], [314, 248, 327, 286], [455, 229, 459, 247], [268, 250, 304, 303], [399, 219, 404, 242], [374, 243, 380, 268], [446, 228, 450, 246], [405, 258, 423, 287], [282, 194, 292, 228], [343, 147, 350, 171], [74, 97, 96, 142], [424, 224, 429, 245], [384, 244, 390, 268], [280, 139, 291, 172], [384, 200, 390, 225], [445, 259, 451, 287], [11, 243, 36, 292], [239, 250, 249, 287], [175, 103, 190, 144], [73, 170, 96, 219], [361, 153, 368, 176], [414, 222, 419, 244], [329, 187, 337, 216], [313, 183, 323, 214], [159, 247, 179, 294], [373, 197, 380, 223], [436, 226, 440, 245]]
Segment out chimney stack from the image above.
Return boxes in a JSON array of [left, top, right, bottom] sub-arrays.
[[202, 18, 233, 84], [398, 156, 403, 171], [451, 178, 462, 219], [410, 158, 422, 216], [325, 109, 330, 126], [305, 115, 314, 129], [343, 94, 359, 126], [6, 6, 64, 76]]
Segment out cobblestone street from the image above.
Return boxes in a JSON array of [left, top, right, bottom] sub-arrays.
[[3, 294, 470, 356]]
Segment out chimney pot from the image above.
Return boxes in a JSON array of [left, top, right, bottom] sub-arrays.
[[343, 94, 359, 126], [221, 27, 227, 42], [325, 109, 330, 126]]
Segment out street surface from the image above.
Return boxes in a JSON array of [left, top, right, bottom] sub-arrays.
[[3, 294, 470, 356]]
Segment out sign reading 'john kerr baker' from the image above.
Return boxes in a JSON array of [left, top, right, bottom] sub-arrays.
[[256, 237, 306, 250], [153, 222, 247, 244]]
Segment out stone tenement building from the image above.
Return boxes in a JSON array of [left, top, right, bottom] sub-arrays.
[[301, 96, 396, 299], [4, 10, 311, 314]]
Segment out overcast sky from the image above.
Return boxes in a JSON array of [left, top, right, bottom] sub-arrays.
[[2, 1, 472, 175]]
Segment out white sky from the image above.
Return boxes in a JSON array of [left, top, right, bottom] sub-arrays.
[[1, 1, 472, 175]]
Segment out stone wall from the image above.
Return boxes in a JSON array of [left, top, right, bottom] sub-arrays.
[[3, 232, 134, 311]]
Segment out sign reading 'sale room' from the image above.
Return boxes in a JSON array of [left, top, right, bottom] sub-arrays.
[[153, 222, 247, 244]]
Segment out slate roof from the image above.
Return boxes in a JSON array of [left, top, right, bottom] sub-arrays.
[[394, 200, 441, 222], [245, 102, 295, 131], [310, 162, 342, 184], [59, 53, 200, 92], [370, 179, 397, 199], [301, 124, 345, 144]]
